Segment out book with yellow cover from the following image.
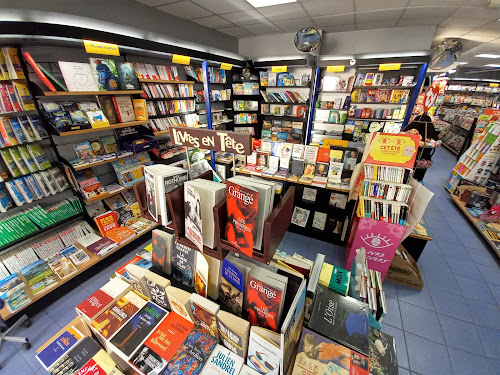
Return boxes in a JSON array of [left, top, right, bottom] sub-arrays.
[[86, 110, 110, 128], [319, 262, 350, 296], [132, 99, 147, 121]]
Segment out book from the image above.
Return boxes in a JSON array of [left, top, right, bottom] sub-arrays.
[[94, 211, 119, 236], [58, 61, 99, 92], [36, 326, 84, 370], [172, 239, 196, 288], [20, 259, 58, 295], [312, 211, 327, 231], [217, 310, 250, 358], [91, 291, 147, 339], [144, 270, 172, 310], [74, 142, 94, 160], [225, 180, 259, 257], [190, 293, 219, 337], [116, 62, 140, 90], [89, 58, 119, 91], [133, 98, 147, 120], [27, 143, 51, 170], [184, 183, 203, 251], [247, 327, 281, 375], [86, 110, 110, 128], [308, 285, 369, 356], [219, 253, 255, 316], [200, 344, 245, 375], [109, 301, 167, 357], [54, 337, 102, 374], [152, 229, 173, 274], [240, 365, 260, 375], [112, 96, 136, 122], [319, 263, 351, 296], [291, 206, 310, 228], [243, 267, 287, 332], [45, 252, 78, 279], [369, 328, 398, 375], [97, 96, 119, 124], [292, 327, 369, 375], [101, 135, 119, 153], [130, 312, 194, 375], [162, 327, 218, 375], [195, 252, 209, 298], [73, 349, 116, 375], [166, 286, 194, 322], [87, 237, 118, 257], [61, 245, 90, 265]]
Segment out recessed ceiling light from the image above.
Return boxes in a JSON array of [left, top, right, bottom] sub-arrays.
[[475, 54, 500, 58], [246, 0, 296, 7], [456, 62, 468, 65], [485, 64, 500, 67]]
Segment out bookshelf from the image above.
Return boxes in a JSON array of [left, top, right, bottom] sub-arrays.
[[42, 90, 143, 96], [50, 120, 150, 136], [138, 79, 193, 84]]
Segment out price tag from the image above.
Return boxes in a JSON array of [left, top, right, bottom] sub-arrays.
[[172, 54, 191, 65], [490, 83, 499, 87], [220, 63, 233, 70], [379, 63, 401, 71], [83, 40, 120, 56], [272, 66, 287, 73], [327, 65, 345, 72]]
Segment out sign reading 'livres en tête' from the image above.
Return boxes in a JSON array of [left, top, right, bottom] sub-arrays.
[[169, 127, 253, 155]]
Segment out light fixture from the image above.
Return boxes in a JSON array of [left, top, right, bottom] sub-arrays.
[[485, 64, 500, 67], [246, 0, 296, 7], [448, 69, 456, 73], [475, 54, 500, 58], [456, 62, 468, 65]]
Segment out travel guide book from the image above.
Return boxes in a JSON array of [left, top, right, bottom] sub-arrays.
[[20, 259, 58, 295]]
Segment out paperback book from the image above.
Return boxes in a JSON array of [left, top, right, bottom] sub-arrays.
[[172, 239, 196, 288]]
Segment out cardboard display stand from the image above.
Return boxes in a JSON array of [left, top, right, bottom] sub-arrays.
[[385, 245, 424, 290]]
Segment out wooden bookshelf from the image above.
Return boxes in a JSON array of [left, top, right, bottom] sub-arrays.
[[152, 130, 171, 136], [55, 120, 149, 136], [81, 181, 141, 204], [72, 153, 132, 171], [0, 223, 158, 320], [139, 79, 194, 84], [43, 90, 143, 96], [450, 194, 500, 258]]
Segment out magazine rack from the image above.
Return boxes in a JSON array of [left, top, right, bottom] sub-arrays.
[[165, 171, 224, 259], [213, 186, 295, 264]]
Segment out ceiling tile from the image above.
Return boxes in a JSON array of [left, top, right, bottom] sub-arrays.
[[355, 0, 408, 12], [402, 6, 458, 19], [398, 18, 444, 26], [464, 29, 500, 37], [322, 24, 356, 33], [256, 3, 307, 22], [157, 1, 213, 19], [356, 9, 405, 23], [302, 0, 355, 17], [191, 0, 253, 14], [462, 35, 498, 43], [480, 20, 500, 30], [435, 27, 475, 36], [439, 17, 491, 28], [273, 18, 317, 33], [191, 15, 234, 28], [409, 0, 474, 5], [216, 26, 254, 38], [241, 22, 282, 35], [452, 6, 500, 19], [487, 38, 500, 44], [220, 9, 268, 26], [356, 21, 397, 30], [312, 13, 355, 27], [135, 0, 178, 6]]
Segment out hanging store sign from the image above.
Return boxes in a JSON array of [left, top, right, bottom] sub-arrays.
[[327, 65, 345, 72], [172, 54, 191, 65], [379, 63, 401, 71], [272, 65, 288, 73], [83, 40, 120, 56], [169, 127, 253, 155], [220, 63, 233, 70], [490, 83, 499, 87], [423, 85, 440, 113]]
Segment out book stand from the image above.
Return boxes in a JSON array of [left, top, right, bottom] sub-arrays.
[[213, 186, 296, 264]]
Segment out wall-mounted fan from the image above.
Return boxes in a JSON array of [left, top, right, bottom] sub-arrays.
[[430, 39, 462, 70], [294, 27, 321, 52]]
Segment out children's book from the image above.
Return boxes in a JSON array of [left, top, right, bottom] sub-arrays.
[[89, 58, 119, 91], [58, 61, 99, 92]]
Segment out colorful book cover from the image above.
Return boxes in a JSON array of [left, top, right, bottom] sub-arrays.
[[219, 258, 245, 316], [45, 252, 78, 279], [61, 245, 90, 265], [110, 302, 167, 357], [107, 226, 136, 244], [247, 328, 280, 375], [200, 344, 245, 375], [190, 297, 218, 338], [117, 62, 140, 90], [309, 285, 369, 356], [291, 327, 369, 375], [77, 289, 114, 320], [224, 181, 259, 257], [185, 183, 203, 251], [172, 240, 196, 288], [91, 295, 142, 339], [86, 110, 110, 128], [101, 135, 118, 153], [20, 259, 58, 295], [365, 133, 419, 169], [27, 143, 51, 170], [89, 58, 119, 91], [36, 326, 84, 370], [74, 142, 94, 160], [94, 211, 119, 236], [97, 96, 119, 124], [162, 328, 218, 375]]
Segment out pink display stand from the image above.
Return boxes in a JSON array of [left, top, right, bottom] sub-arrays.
[[345, 215, 406, 280]]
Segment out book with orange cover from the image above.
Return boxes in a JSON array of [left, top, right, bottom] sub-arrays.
[[94, 211, 119, 236], [106, 226, 136, 244], [365, 133, 420, 169], [316, 148, 330, 163]]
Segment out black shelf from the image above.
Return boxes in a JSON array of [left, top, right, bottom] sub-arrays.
[[233, 110, 258, 113], [0, 213, 83, 254], [149, 111, 197, 119], [262, 101, 308, 105], [146, 97, 195, 101], [232, 93, 260, 96], [263, 114, 307, 120], [347, 117, 403, 122]]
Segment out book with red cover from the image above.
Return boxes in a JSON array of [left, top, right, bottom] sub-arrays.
[[87, 237, 118, 256], [76, 289, 114, 321], [316, 148, 330, 163], [225, 181, 259, 258], [94, 211, 119, 236], [115, 255, 151, 279], [106, 226, 136, 244]]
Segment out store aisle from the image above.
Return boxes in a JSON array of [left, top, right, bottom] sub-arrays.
[[2, 147, 499, 375]]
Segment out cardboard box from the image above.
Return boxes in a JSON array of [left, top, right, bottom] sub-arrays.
[[385, 245, 424, 290]]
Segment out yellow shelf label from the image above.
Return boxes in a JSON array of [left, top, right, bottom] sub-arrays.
[[327, 65, 345, 72], [220, 63, 233, 70], [83, 40, 120, 56], [172, 54, 191, 65], [379, 63, 401, 71], [490, 83, 499, 87], [272, 65, 287, 73]]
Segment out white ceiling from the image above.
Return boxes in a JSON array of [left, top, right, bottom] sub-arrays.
[[134, 0, 500, 67]]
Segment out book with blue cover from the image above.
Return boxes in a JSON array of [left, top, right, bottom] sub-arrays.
[[36, 326, 84, 370], [117, 62, 140, 90]]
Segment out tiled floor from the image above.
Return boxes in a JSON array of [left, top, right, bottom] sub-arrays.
[[2, 147, 499, 375]]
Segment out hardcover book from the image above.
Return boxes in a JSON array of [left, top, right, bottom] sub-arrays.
[[112, 96, 136, 122], [162, 328, 218, 375], [292, 327, 369, 375], [200, 344, 245, 375], [110, 301, 167, 357], [89, 58, 119, 91], [369, 328, 398, 375], [97, 96, 119, 124], [172, 239, 196, 288], [225, 180, 259, 257], [308, 285, 369, 356]]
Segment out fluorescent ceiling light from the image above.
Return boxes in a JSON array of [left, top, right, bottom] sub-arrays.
[[246, 0, 296, 7], [485, 64, 500, 67], [456, 62, 468, 65], [475, 54, 500, 58]]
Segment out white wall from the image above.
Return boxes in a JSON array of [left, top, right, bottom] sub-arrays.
[[239, 26, 437, 60]]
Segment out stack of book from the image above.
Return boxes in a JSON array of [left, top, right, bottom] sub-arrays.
[[185, 65, 226, 83], [145, 98, 195, 116], [132, 62, 179, 80], [0, 114, 48, 146], [260, 90, 308, 104], [0, 47, 25, 81], [141, 82, 193, 98], [148, 113, 199, 132]]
